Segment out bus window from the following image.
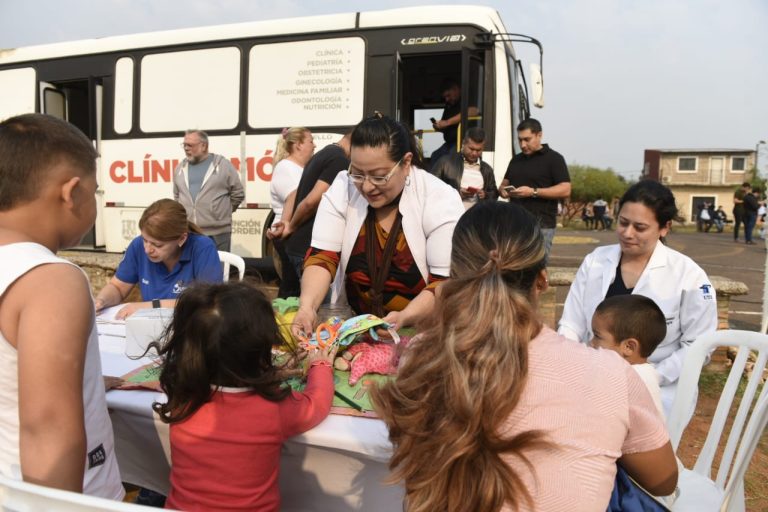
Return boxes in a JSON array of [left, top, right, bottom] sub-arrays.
[[412, 108, 444, 161], [140, 47, 240, 132], [41, 84, 66, 119], [0, 68, 36, 120], [114, 57, 134, 134], [462, 49, 484, 135]]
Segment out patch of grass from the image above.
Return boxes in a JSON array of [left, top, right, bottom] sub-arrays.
[[697, 366, 755, 399]]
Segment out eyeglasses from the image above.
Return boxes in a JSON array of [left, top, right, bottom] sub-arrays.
[[181, 142, 202, 149], [348, 159, 403, 186]]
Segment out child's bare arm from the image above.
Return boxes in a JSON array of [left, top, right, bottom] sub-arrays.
[[13, 264, 91, 491]]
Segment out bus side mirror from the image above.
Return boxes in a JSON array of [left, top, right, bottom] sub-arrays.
[[530, 63, 544, 108]]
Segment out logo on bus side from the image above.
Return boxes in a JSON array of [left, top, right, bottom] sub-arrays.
[[400, 34, 466, 46], [108, 151, 275, 184]]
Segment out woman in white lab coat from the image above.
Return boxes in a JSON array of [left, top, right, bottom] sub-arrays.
[[559, 181, 718, 417]]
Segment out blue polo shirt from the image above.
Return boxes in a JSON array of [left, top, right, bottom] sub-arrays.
[[115, 233, 222, 300]]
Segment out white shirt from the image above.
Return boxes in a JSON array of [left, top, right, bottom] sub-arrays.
[[633, 363, 665, 421], [0, 243, 124, 499], [270, 159, 303, 220], [558, 241, 718, 416], [460, 164, 484, 209]]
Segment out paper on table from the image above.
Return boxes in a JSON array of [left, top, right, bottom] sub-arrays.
[[96, 305, 126, 339], [96, 305, 125, 323]]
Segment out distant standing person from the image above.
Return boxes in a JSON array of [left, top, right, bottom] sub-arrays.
[[499, 118, 571, 257], [270, 131, 352, 280], [593, 197, 608, 230], [431, 127, 498, 210], [429, 79, 478, 168], [732, 182, 749, 242], [742, 183, 759, 245], [268, 127, 315, 298], [173, 130, 244, 252]]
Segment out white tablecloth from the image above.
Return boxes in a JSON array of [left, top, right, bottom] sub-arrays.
[[98, 308, 404, 511]]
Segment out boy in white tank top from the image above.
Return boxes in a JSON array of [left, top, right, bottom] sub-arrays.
[[0, 114, 123, 499]]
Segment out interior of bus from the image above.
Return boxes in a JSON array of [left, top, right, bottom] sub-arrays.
[[393, 50, 486, 169], [41, 78, 99, 246]]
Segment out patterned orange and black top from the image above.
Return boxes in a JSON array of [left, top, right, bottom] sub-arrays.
[[305, 215, 445, 315]]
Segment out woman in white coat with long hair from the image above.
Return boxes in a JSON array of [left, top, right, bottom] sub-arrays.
[[559, 180, 717, 418]]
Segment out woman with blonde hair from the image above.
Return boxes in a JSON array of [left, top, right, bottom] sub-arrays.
[[373, 201, 677, 512], [94, 198, 221, 319], [270, 127, 315, 220], [270, 126, 315, 297]]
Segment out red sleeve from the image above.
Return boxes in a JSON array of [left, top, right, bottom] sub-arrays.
[[304, 247, 340, 280], [424, 273, 447, 294], [279, 364, 334, 439], [621, 364, 670, 454]]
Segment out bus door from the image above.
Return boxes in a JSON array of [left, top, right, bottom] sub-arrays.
[[40, 78, 105, 249], [393, 52, 403, 122], [393, 49, 487, 167], [460, 48, 486, 146]]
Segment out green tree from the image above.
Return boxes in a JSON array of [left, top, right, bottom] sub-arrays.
[[561, 164, 631, 225]]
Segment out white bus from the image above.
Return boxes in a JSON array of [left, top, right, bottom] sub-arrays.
[[0, 5, 543, 262]]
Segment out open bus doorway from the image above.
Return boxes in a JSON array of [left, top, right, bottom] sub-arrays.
[[394, 50, 486, 170], [41, 78, 103, 249]]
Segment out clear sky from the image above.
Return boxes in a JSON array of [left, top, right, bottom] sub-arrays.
[[2, 0, 766, 179]]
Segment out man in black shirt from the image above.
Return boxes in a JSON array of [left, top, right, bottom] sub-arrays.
[[271, 132, 351, 277], [429, 78, 477, 169], [743, 184, 759, 245], [500, 118, 571, 258]]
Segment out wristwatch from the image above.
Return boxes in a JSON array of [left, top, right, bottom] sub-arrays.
[[533, 188, 539, 198]]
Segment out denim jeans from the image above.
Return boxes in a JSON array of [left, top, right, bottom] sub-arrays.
[[744, 213, 757, 243], [541, 228, 555, 263]]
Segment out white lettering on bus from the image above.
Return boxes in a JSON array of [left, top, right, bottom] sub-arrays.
[[306, 59, 344, 66], [297, 69, 343, 76], [294, 78, 343, 86], [400, 34, 467, 45]]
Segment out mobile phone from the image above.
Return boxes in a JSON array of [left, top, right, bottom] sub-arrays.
[[466, 186, 479, 194], [504, 185, 517, 191], [430, 117, 437, 124]]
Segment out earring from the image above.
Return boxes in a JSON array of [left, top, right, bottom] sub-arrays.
[[405, 175, 411, 186]]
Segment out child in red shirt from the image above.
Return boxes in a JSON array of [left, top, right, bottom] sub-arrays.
[[152, 281, 336, 511]]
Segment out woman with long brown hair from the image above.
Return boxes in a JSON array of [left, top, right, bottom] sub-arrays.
[[373, 201, 677, 512]]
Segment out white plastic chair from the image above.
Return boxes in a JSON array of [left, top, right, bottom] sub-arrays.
[[667, 330, 768, 512], [0, 473, 161, 511], [218, 250, 245, 282]]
